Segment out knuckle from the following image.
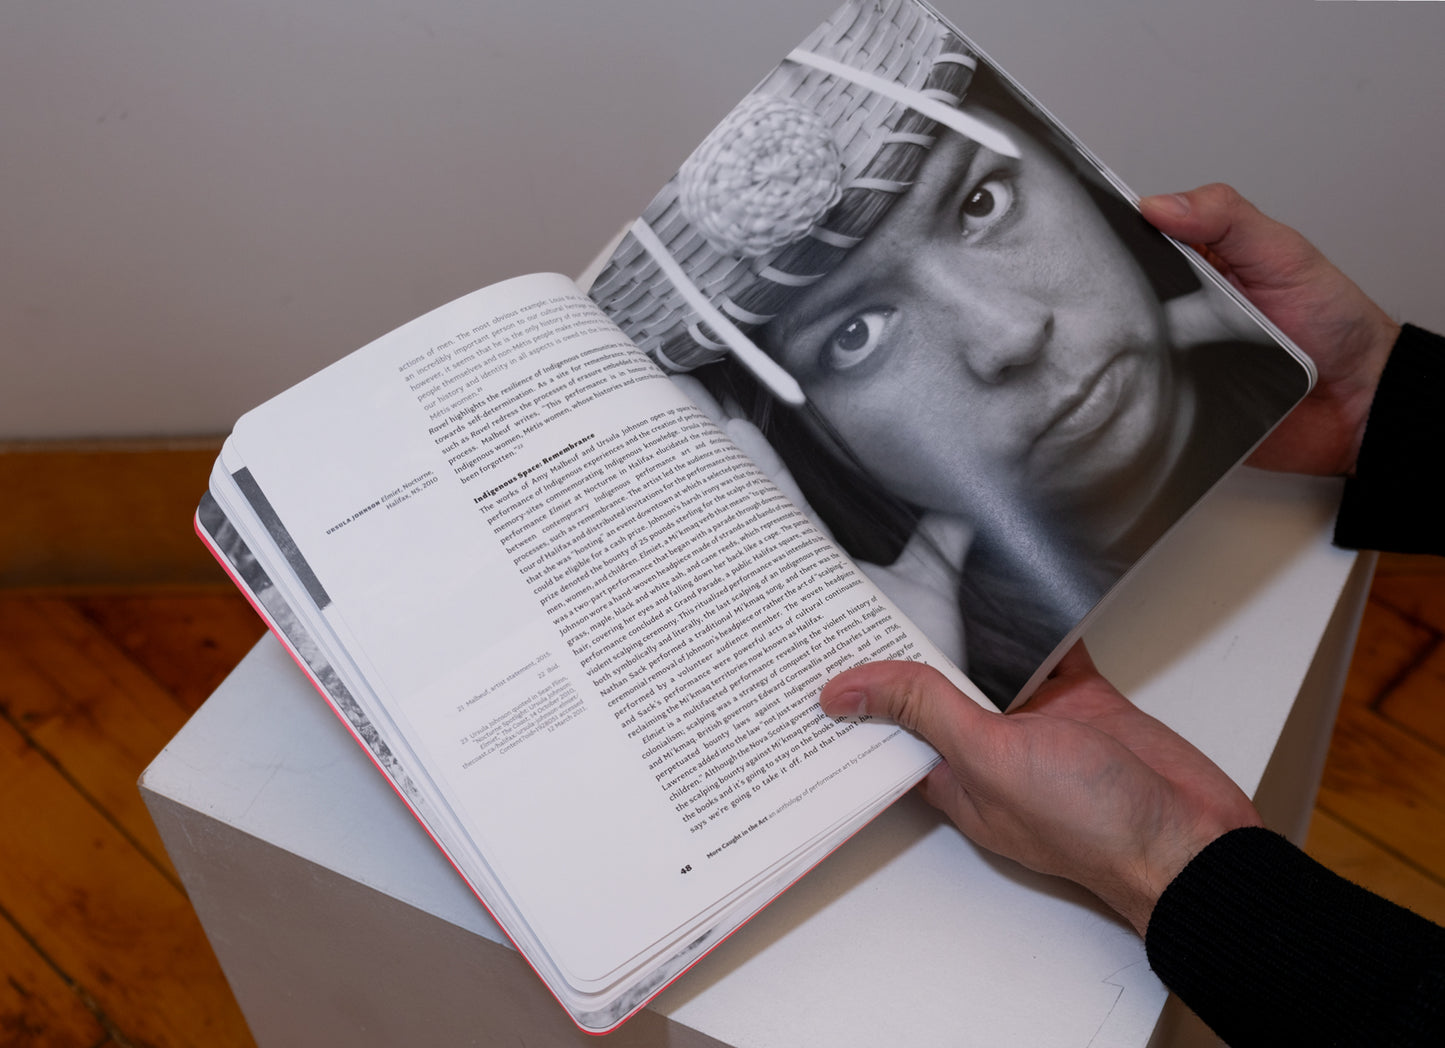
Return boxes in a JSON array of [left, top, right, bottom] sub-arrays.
[[1200, 181, 1237, 202], [885, 664, 943, 733], [1209, 182, 1247, 213]]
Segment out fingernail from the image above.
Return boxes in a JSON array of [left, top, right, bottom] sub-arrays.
[[1142, 193, 1191, 218], [821, 689, 868, 718]]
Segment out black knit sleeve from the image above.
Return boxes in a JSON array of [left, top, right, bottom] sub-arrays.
[[1145, 827, 1445, 1047], [1335, 324, 1445, 555]]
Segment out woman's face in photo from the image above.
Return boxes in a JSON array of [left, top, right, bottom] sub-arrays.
[[761, 107, 1178, 526]]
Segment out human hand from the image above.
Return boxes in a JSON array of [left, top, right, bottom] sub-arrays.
[[819, 643, 1262, 936], [1140, 184, 1400, 476]]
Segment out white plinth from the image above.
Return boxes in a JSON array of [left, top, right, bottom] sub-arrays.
[[142, 468, 1372, 1047]]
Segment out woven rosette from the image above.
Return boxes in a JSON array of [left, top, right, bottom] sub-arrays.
[[679, 93, 843, 260], [589, 0, 997, 402]]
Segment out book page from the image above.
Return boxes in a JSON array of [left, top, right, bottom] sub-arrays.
[[227, 272, 961, 988], [587, 0, 1315, 707]]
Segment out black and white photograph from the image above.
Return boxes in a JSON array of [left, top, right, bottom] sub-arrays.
[[589, 0, 1312, 706]]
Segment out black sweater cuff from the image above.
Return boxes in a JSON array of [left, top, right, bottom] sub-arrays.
[[1145, 826, 1445, 1047], [1335, 324, 1445, 554]]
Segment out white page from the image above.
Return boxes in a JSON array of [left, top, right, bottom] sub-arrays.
[[228, 273, 966, 986]]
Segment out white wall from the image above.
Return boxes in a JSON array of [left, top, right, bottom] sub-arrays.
[[3, 0, 1441, 440]]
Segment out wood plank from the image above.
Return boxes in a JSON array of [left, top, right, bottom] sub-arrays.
[[0, 914, 105, 1048], [0, 596, 194, 880], [1305, 809, 1445, 927], [0, 439, 225, 588], [1369, 570, 1445, 636], [1337, 596, 1435, 712], [1375, 552, 1445, 579], [1316, 691, 1445, 876], [0, 712, 254, 1048], [1378, 637, 1445, 754], [67, 592, 265, 713]]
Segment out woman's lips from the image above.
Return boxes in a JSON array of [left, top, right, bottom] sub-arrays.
[[1037, 357, 1129, 449]]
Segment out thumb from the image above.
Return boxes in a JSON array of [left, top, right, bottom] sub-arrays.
[[1138, 183, 1316, 293], [819, 660, 993, 753]]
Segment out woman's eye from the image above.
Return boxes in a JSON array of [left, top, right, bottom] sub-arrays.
[[959, 176, 1015, 237], [824, 309, 892, 371]]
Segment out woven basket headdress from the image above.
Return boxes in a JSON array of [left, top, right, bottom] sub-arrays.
[[590, 0, 1016, 404]]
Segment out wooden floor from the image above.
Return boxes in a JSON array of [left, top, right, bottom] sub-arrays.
[[1, 590, 265, 1048], [2, 561, 1444, 1046]]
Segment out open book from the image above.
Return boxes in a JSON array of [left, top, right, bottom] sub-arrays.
[[197, 0, 1314, 1033]]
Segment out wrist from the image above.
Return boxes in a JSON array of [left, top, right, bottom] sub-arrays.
[[1113, 810, 1264, 938], [1339, 313, 1401, 477]]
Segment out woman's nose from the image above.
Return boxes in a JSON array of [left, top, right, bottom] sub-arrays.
[[955, 291, 1053, 384]]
